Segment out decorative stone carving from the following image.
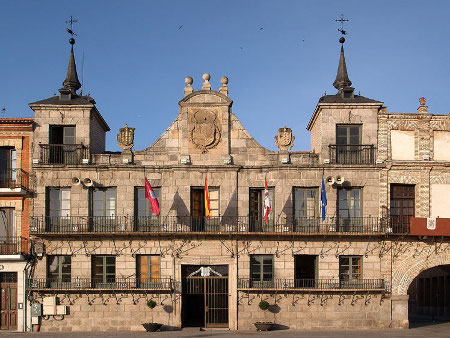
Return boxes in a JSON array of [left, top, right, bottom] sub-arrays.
[[274, 126, 295, 151], [190, 111, 221, 153], [117, 124, 135, 150]]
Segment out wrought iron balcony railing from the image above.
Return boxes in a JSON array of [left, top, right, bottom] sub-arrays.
[[30, 215, 405, 235], [329, 144, 375, 165], [0, 169, 29, 190], [0, 236, 29, 255], [27, 277, 175, 291], [39, 144, 88, 165], [237, 278, 387, 291]]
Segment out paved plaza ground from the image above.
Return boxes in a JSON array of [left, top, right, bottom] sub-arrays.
[[0, 321, 449, 338]]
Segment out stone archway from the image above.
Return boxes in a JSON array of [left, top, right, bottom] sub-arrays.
[[392, 244, 450, 296]]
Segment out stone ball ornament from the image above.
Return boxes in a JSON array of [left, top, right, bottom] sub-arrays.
[[69, 37, 75, 45], [185, 76, 193, 86], [339, 37, 345, 44], [202, 73, 211, 82], [221, 76, 229, 85]]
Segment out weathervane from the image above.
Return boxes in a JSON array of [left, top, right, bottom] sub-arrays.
[[335, 14, 349, 43], [65, 16, 78, 38]]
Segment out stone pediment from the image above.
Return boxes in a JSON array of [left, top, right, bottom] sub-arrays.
[[179, 90, 232, 106]]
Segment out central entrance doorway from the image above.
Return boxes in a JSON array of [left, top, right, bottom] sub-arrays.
[[181, 265, 228, 328], [0, 272, 17, 331]]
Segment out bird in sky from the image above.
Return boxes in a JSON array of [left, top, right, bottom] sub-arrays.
[[178, 25, 183, 30], [66, 28, 77, 36]]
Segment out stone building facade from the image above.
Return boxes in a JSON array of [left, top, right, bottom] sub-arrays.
[[25, 37, 450, 332], [0, 118, 33, 331]]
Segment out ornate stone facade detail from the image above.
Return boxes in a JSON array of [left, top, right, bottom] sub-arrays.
[[274, 126, 295, 151], [386, 119, 418, 130], [117, 124, 135, 150], [430, 120, 450, 130], [189, 110, 221, 153]]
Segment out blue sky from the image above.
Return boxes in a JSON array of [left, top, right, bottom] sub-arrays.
[[1, 0, 449, 151]]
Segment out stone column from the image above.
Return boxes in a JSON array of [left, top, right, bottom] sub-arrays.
[[391, 294, 409, 328]]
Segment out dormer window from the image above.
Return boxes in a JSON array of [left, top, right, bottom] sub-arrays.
[[336, 124, 361, 145]]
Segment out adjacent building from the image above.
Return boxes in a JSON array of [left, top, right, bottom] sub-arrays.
[[25, 36, 450, 332], [0, 118, 33, 331]]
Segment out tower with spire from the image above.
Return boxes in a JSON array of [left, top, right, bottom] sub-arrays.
[[306, 18, 384, 164], [29, 21, 110, 163]]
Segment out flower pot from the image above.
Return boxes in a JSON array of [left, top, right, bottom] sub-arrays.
[[253, 322, 274, 331], [142, 323, 162, 332]]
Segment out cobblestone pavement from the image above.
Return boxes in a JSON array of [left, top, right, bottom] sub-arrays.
[[0, 322, 449, 338]]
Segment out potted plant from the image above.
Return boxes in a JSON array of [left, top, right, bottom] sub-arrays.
[[253, 300, 274, 331], [142, 299, 162, 332]]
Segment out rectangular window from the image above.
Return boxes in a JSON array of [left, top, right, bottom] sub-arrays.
[[190, 187, 220, 231], [339, 256, 362, 284], [47, 188, 71, 217], [47, 255, 71, 287], [250, 255, 273, 287], [0, 208, 16, 239], [337, 187, 362, 232], [390, 184, 415, 232], [336, 125, 361, 145], [49, 125, 76, 145], [135, 187, 161, 231], [92, 255, 115, 287], [0, 147, 16, 185], [91, 188, 116, 231], [294, 255, 317, 283], [293, 187, 319, 231], [249, 188, 274, 231], [137, 255, 161, 285]]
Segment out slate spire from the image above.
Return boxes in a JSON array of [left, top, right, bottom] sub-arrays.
[[62, 38, 81, 94], [333, 44, 352, 91]]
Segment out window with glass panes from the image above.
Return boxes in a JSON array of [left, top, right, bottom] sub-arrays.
[[92, 256, 115, 284], [135, 187, 161, 218], [191, 187, 219, 218], [137, 255, 160, 283], [0, 208, 15, 239], [293, 188, 318, 218], [47, 256, 71, 281], [92, 188, 116, 217], [337, 188, 361, 218], [0, 147, 16, 182], [47, 188, 71, 217], [250, 255, 273, 281], [249, 188, 274, 221], [336, 125, 361, 145], [339, 256, 362, 281]]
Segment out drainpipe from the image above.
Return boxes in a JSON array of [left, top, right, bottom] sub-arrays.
[[23, 268, 26, 332]]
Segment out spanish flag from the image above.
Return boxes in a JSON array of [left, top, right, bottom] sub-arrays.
[[205, 175, 211, 219]]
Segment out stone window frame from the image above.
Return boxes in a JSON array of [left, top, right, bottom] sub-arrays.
[[46, 187, 71, 217], [90, 187, 117, 217], [250, 254, 274, 283], [92, 255, 116, 286], [335, 124, 362, 145], [336, 187, 363, 218]]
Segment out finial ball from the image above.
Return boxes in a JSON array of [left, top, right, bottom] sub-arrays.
[[220, 76, 228, 85], [69, 37, 75, 45], [202, 73, 211, 82], [339, 37, 345, 44], [185, 76, 193, 86]]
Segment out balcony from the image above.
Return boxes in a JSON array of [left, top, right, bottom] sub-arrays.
[[237, 278, 387, 292], [27, 277, 175, 292], [39, 144, 88, 165], [30, 215, 403, 236], [0, 237, 29, 255], [329, 144, 375, 165], [0, 169, 29, 193]]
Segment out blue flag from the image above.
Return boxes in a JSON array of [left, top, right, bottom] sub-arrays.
[[321, 176, 327, 221]]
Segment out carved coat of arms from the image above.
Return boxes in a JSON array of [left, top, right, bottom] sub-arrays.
[[117, 124, 135, 150], [274, 126, 295, 151], [190, 111, 221, 153]]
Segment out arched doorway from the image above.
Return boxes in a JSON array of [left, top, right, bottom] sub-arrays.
[[407, 264, 450, 323]]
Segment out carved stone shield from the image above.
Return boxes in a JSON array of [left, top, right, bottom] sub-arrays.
[[190, 111, 221, 152], [274, 126, 295, 151], [117, 124, 135, 150]]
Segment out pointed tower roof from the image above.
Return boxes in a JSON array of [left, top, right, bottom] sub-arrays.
[[333, 44, 352, 90], [62, 39, 81, 94]]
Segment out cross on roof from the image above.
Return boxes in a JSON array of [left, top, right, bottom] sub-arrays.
[[65, 16, 78, 35], [335, 14, 349, 35]]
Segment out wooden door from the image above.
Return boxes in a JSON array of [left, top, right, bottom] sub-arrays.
[[0, 282, 17, 330], [390, 184, 415, 233], [249, 189, 262, 231], [191, 189, 204, 231]]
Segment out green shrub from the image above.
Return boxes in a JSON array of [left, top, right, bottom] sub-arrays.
[[258, 300, 270, 311], [147, 299, 157, 309]]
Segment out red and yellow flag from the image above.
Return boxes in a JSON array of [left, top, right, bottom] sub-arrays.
[[205, 175, 211, 219]]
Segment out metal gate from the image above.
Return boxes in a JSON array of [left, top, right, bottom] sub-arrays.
[[183, 276, 228, 328]]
